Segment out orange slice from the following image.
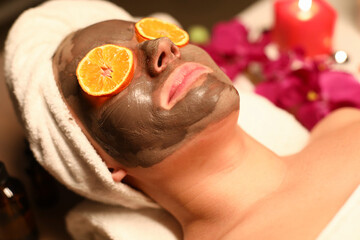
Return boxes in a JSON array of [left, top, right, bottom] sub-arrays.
[[135, 18, 189, 47], [76, 44, 134, 96]]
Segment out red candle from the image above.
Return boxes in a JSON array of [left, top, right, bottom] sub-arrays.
[[273, 0, 337, 57]]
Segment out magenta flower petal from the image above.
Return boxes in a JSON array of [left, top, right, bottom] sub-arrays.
[[262, 53, 292, 80], [220, 61, 245, 80], [277, 75, 307, 110], [319, 71, 360, 108], [255, 81, 283, 103], [210, 19, 249, 54], [257, 30, 272, 47], [296, 101, 330, 130]]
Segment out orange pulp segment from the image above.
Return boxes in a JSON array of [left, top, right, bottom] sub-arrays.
[[135, 18, 189, 47], [76, 44, 134, 96]]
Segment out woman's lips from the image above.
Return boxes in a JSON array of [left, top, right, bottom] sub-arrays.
[[159, 62, 212, 109]]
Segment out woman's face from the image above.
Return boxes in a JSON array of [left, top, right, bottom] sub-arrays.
[[53, 20, 239, 168]]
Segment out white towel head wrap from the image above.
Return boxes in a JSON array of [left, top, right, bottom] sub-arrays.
[[5, 0, 159, 209]]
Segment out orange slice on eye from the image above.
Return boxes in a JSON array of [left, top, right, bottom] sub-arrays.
[[76, 44, 134, 96], [135, 18, 189, 47]]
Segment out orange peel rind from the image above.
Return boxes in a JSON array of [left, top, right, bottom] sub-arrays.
[[135, 17, 189, 47], [76, 44, 134, 97]]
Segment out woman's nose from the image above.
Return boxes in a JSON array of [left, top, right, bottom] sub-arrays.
[[141, 37, 181, 76]]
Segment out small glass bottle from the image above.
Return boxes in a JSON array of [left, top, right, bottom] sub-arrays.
[[0, 161, 38, 240]]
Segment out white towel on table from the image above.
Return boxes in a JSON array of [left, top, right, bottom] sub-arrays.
[[66, 200, 183, 240]]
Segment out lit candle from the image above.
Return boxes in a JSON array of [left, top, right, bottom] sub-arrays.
[[272, 0, 337, 57]]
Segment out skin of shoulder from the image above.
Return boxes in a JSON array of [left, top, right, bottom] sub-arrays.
[[301, 107, 360, 188], [310, 107, 360, 142]]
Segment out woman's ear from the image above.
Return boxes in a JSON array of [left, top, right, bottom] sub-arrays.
[[108, 167, 127, 182]]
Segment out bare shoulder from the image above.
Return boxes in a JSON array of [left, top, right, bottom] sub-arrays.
[[310, 107, 360, 142], [304, 107, 360, 187], [304, 106, 360, 185]]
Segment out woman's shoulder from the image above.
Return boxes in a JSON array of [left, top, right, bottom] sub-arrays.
[[299, 107, 360, 193], [305, 107, 360, 171], [299, 107, 360, 194], [309, 107, 360, 142]]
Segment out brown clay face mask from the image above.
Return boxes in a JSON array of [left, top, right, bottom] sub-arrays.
[[53, 20, 239, 168]]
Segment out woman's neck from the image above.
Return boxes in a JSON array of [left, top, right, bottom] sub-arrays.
[[131, 116, 288, 239]]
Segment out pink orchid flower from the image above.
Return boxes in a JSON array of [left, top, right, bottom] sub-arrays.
[[256, 60, 360, 130], [201, 19, 270, 80]]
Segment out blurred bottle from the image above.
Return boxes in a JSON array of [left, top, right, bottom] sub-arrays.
[[0, 161, 38, 240]]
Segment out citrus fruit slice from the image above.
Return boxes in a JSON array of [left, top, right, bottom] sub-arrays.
[[135, 18, 189, 47], [76, 44, 134, 96]]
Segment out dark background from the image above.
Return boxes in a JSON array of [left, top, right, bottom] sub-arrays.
[[110, 0, 258, 28], [0, 0, 259, 49]]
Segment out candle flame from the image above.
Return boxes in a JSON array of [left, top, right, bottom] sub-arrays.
[[298, 0, 312, 11]]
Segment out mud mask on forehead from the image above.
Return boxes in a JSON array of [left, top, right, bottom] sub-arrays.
[[68, 19, 239, 168]]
